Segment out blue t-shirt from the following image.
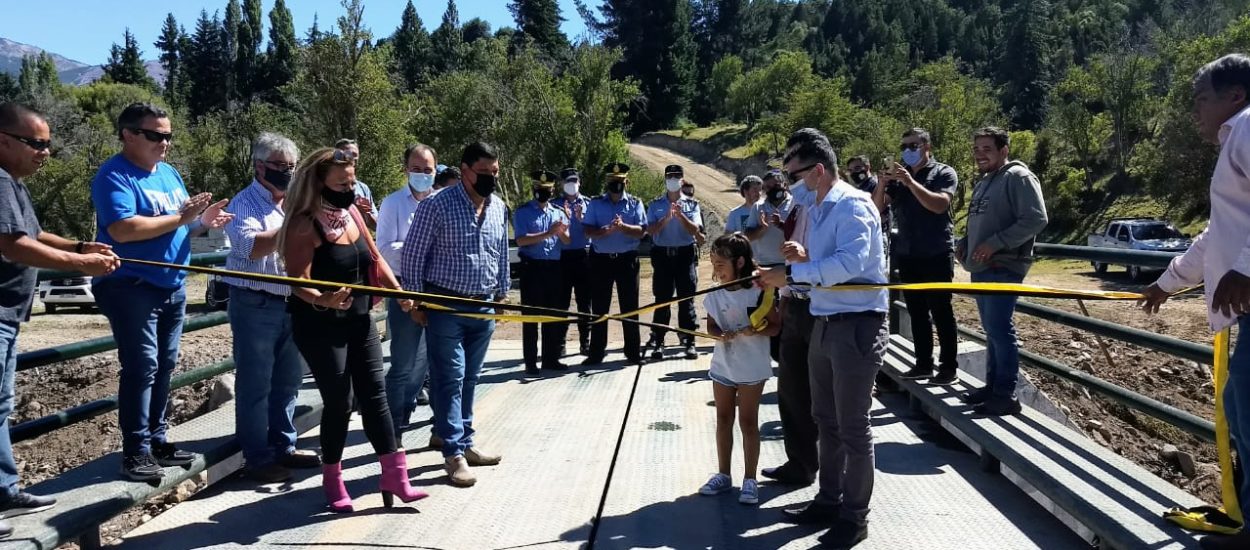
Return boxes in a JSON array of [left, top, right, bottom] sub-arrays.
[[91, 154, 191, 289], [584, 193, 647, 254], [551, 194, 592, 250], [647, 195, 703, 246], [513, 200, 568, 261]]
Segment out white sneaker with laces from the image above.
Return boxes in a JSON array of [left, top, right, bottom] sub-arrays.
[[739, 478, 759, 504], [699, 473, 733, 496]]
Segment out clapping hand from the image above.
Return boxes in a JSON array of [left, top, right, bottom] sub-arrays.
[[200, 199, 233, 229], [781, 241, 808, 263], [178, 193, 213, 225], [354, 196, 374, 215]]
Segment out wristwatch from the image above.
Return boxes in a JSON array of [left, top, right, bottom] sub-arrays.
[[74, 241, 84, 254]]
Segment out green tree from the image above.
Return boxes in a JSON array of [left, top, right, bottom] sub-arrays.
[[707, 55, 743, 120], [996, 0, 1057, 130], [509, 0, 569, 61], [602, 0, 698, 132], [18, 53, 62, 99], [154, 14, 187, 107], [462, 18, 493, 43], [223, 0, 242, 100], [261, 0, 298, 100], [431, 0, 465, 74], [1089, 50, 1158, 176], [1047, 66, 1111, 190], [186, 9, 230, 118], [103, 29, 156, 89], [392, 0, 432, 91], [236, 0, 264, 100], [0, 73, 18, 103]]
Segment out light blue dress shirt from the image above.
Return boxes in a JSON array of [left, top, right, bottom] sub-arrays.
[[551, 194, 592, 250], [790, 182, 888, 315], [583, 193, 647, 254], [513, 200, 569, 260], [646, 195, 702, 247]]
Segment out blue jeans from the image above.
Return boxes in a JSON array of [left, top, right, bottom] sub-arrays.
[[971, 267, 1025, 399], [228, 288, 303, 467], [95, 277, 186, 457], [1225, 316, 1250, 518], [0, 321, 21, 498], [385, 298, 429, 438], [425, 302, 495, 458]]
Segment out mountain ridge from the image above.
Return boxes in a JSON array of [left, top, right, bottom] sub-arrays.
[[0, 37, 164, 86]]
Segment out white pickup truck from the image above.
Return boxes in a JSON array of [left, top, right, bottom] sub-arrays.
[[1086, 218, 1191, 281]]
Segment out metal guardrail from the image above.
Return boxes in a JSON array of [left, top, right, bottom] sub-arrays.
[[17, 312, 228, 372], [1014, 300, 1213, 365], [1033, 243, 1179, 268]]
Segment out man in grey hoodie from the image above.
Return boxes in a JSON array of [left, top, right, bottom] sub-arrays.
[[955, 126, 1048, 416]]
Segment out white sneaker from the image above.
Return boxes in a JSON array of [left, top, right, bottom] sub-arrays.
[[699, 473, 732, 496], [739, 478, 759, 505]]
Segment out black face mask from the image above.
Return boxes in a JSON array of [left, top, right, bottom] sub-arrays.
[[534, 187, 553, 203], [472, 173, 497, 197], [321, 186, 355, 209], [607, 179, 626, 194], [767, 187, 786, 203], [851, 171, 869, 184], [265, 167, 292, 191]]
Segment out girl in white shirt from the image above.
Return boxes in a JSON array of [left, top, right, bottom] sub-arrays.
[[698, 233, 781, 505]]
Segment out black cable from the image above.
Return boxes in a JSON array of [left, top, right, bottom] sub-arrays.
[[585, 358, 647, 549]]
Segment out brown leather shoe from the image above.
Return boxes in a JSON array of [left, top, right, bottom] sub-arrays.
[[464, 446, 501, 466], [277, 449, 322, 469], [429, 434, 444, 449], [445, 455, 476, 487], [246, 463, 292, 484]]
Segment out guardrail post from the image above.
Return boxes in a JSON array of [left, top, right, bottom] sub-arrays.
[[79, 524, 103, 550]]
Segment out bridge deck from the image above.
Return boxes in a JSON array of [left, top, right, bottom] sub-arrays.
[[119, 341, 1085, 549]]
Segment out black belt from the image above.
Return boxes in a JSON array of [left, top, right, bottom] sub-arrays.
[[521, 257, 561, 264], [814, 310, 887, 323], [561, 248, 589, 259], [424, 282, 493, 301], [652, 244, 696, 256], [591, 250, 637, 260]]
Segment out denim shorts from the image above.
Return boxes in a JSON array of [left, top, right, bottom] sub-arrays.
[[708, 370, 768, 388]]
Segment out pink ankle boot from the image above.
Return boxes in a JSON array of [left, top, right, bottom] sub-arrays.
[[378, 451, 429, 507], [322, 462, 354, 513]]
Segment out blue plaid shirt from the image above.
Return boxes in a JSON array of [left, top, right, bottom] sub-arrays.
[[223, 181, 289, 296], [400, 184, 510, 298]]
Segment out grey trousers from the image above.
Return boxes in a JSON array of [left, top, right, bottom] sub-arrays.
[[809, 312, 888, 525]]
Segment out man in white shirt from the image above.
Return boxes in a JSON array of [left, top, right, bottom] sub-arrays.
[[377, 144, 437, 444], [1140, 53, 1250, 550]]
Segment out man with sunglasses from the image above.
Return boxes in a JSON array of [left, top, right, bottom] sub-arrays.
[[759, 129, 888, 549], [879, 128, 961, 386], [0, 103, 120, 539], [91, 102, 233, 482], [223, 132, 321, 484]]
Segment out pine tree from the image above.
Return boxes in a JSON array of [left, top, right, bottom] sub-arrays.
[[235, 0, 263, 100], [223, 0, 242, 101], [155, 14, 186, 106], [462, 18, 493, 44], [509, 0, 569, 59], [0, 72, 19, 103], [262, 0, 298, 98], [17, 53, 60, 98], [104, 29, 156, 89], [393, 0, 432, 91], [307, 14, 323, 45], [603, 0, 697, 131], [997, 0, 1056, 130], [430, 0, 465, 74], [187, 10, 230, 118]]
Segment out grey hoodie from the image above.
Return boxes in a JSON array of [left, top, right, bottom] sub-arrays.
[[956, 160, 1048, 276]]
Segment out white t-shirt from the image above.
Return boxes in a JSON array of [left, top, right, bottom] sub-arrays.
[[703, 286, 773, 385]]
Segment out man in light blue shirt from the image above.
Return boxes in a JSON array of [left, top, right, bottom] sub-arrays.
[[643, 164, 704, 362], [582, 163, 648, 365], [513, 170, 570, 375], [759, 130, 887, 549], [224, 132, 321, 483]]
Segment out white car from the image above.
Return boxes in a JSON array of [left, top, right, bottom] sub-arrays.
[[37, 276, 95, 313]]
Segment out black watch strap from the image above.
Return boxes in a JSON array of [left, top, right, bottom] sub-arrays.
[[74, 241, 84, 254]]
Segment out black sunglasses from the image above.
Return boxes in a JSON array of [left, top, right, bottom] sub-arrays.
[[785, 163, 819, 184], [900, 143, 922, 151], [129, 128, 174, 143], [262, 160, 297, 171], [1, 131, 51, 152]]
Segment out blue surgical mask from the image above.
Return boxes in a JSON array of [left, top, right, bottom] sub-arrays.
[[408, 172, 434, 193], [902, 148, 923, 167]]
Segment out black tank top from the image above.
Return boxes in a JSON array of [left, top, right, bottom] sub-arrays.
[[288, 216, 373, 317]]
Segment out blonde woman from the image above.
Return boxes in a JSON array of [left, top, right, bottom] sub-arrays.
[[278, 147, 426, 512]]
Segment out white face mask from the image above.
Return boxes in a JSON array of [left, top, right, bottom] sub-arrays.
[[563, 181, 579, 196], [665, 178, 682, 193], [408, 172, 434, 193]]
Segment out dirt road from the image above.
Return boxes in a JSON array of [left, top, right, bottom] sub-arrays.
[[628, 143, 744, 225]]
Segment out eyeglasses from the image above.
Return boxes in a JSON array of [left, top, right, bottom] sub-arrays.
[[0, 131, 51, 152], [263, 160, 297, 171], [332, 148, 356, 163], [900, 143, 922, 151], [785, 163, 819, 184], [129, 128, 173, 143]]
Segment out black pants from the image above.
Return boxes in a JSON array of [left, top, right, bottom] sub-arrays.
[[558, 249, 593, 350], [292, 312, 395, 464], [896, 254, 959, 373], [778, 297, 818, 478], [648, 245, 698, 345], [589, 251, 640, 360], [520, 257, 565, 369]]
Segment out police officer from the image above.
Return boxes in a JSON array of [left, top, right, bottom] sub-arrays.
[[643, 164, 704, 362], [514, 170, 571, 375], [582, 163, 647, 366], [552, 167, 593, 357]]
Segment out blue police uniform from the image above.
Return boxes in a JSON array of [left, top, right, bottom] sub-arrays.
[[583, 164, 647, 364], [514, 172, 569, 372], [643, 165, 703, 359], [552, 168, 594, 354]]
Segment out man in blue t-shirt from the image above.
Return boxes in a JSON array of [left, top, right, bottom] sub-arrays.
[[91, 103, 233, 482], [513, 170, 571, 375]]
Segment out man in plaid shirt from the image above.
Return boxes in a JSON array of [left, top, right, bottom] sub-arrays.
[[400, 142, 509, 488]]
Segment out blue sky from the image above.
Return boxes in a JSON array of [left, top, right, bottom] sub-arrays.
[[1, 0, 592, 65]]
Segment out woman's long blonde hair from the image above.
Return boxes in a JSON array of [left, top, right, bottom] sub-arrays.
[[277, 146, 355, 261]]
